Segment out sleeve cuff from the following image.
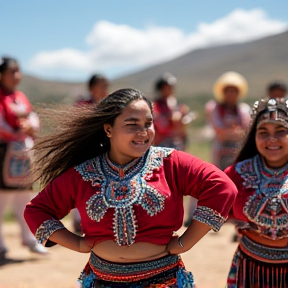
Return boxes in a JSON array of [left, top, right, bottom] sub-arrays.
[[193, 206, 226, 232], [35, 219, 65, 247]]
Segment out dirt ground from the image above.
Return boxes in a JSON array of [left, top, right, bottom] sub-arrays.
[[0, 219, 238, 288]]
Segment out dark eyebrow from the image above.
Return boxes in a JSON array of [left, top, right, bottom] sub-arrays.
[[275, 125, 287, 129], [124, 116, 153, 122], [124, 117, 139, 122], [257, 127, 267, 130]]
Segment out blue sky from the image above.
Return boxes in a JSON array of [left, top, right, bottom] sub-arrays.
[[1, 0, 288, 81]]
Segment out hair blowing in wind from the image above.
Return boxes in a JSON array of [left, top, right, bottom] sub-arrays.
[[31, 88, 153, 188]]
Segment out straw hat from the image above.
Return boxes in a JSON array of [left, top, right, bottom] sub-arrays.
[[213, 71, 248, 103]]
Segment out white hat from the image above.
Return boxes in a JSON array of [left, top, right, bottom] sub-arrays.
[[213, 71, 248, 103]]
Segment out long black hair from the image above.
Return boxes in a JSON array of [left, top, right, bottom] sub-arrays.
[[235, 116, 259, 163], [32, 88, 153, 187]]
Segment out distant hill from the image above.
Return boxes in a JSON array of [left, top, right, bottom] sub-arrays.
[[19, 30, 288, 105], [110, 30, 288, 100], [19, 75, 86, 104]]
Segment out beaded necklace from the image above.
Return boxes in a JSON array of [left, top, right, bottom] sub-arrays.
[[104, 154, 140, 179], [236, 154, 288, 239], [75, 146, 173, 246]]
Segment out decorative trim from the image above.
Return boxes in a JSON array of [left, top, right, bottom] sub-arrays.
[[193, 206, 226, 232], [235, 157, 258, 189], [75, 146, 173, 246], [35, 219, 65, 245], [236, 154, 288, 240], [240, 235, 288, 263]]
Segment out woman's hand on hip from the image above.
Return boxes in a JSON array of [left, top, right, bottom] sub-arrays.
[[166, 235, 187, 255]]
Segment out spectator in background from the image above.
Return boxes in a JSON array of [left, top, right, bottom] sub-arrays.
[[153, 72, 195, 151], [205, 71, 251, 171], [72, 73, 109, 234], [153, 73, 196, 228], [0, 56, 47, 259], [77, 74, 109, 105], [267, 80, 287, 100]]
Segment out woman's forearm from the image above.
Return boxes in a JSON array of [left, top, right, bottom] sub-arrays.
[[49, 228, 91, 253], [180, 220, 211, 250], [166, 220, 211, 254]]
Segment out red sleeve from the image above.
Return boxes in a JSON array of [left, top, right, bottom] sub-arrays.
[[224, 164, 245, 220], [24, 167, 79, 246], [173, 151, 238, 231]]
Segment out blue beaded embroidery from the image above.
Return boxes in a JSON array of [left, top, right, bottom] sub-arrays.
[[75, 146, 173, 246], [35, 219, 65, 245], [236, 155, 288, 239], [193, 206, 226, 232]]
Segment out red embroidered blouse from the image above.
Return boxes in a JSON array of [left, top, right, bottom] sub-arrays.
[[24, 147, 237, 247], [225, 155, 288, 240]]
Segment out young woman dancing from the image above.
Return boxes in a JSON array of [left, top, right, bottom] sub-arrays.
[[24, 88, 237, 287]]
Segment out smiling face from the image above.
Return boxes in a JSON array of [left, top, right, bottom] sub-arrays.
[[255, 122, 288, 168], [104, 99, 155, 165]]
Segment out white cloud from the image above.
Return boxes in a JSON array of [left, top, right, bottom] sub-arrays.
[[28, 9, 287, 79], [30, 49, 91, 71]]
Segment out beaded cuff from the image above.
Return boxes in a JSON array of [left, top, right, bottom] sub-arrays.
[[35, 219, 65, 246], [193, 206, 226, 232]]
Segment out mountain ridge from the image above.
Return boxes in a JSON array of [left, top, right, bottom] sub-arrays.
[[19, 30, 288, 104]]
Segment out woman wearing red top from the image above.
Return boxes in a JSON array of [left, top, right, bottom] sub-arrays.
[[0, 57, 47, 258], [226, 98, 288, 287], [205, 71, 251, 171], [24, 88, 237, 287], [153, 73, 195, 151]]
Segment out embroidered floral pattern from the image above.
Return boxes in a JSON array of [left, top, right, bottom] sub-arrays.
[[75, 147, 173, 246], [193, 206, 226, 232], [35, 219, 65, 245], [236, 155, 288, 239]]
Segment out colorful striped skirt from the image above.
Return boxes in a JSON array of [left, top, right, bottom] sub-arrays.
[[78, 252, 194, 288], [227, 236, 288, 288]]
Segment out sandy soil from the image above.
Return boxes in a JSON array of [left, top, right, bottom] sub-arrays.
[[0, 219, 238, 288]]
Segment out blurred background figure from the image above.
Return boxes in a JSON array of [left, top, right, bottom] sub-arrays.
[[77, 73, 109, 105], [0, 57, 47, 259], [205, 71, 250, 171], [267, 80, 287, 99], [72, 73, 109, 234], [152, 72, 196, 227], [153, 72, 195, 151]]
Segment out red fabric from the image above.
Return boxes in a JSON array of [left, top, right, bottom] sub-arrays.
[[25, 150, 237, 245], [217, 104, 238, 122], [76, 98, 94, 106], [153, 99, 174, 145], [0, 87, 32, 141], [224, 165, 252, 222]]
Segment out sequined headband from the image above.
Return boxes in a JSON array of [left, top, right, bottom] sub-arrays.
[[251, 99, 288, 128]]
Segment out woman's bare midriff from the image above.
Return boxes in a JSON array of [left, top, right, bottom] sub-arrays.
[[241, 230, 288, 248], [92, 240, 169, 263]]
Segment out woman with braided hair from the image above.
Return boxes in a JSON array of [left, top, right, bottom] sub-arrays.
[[24, 88, 237, 287], [226, 98, 288, 287]]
